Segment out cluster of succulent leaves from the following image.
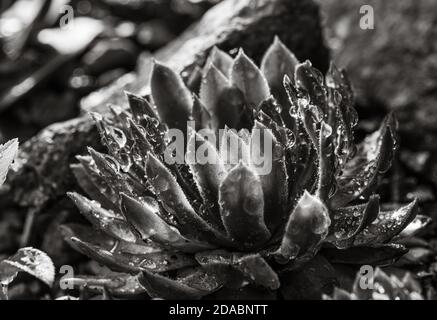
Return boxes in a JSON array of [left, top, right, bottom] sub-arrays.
[[0, 139, 55, 300], [63, 37, 425, 299], [324, 268, 425, 300]]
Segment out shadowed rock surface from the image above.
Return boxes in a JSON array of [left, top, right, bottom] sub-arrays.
[[320, 0, 437, 146], [319, 0, 437, 187], [6, 0, 329, 212]]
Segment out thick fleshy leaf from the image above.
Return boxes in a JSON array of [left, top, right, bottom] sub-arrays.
[[205, 46, 233, 78], [258, 98, 287, 131], [233, 254, 280, 290], [200, 63, 241, 131], [71, 163, 117, 211], [128, 119, 154, 157], [219, 127, 250, 171], [60, 223, 120, 252], [261, 36, 299, 109], [146, 154, 229, 245], [138, 268, 221, 300], [121, 194, 215, 252], [331, 114, 397, 207], [250, 121, 288, 232], [0, 248, 55, 287], [316, 122, 336, 202], [200, 63, 229, 111], [60, 223, 158, 256], [353, 200, 419, 246], [151, 61, 192, 132], [126, 91, 158, 120], [185, 130, 226, 229], [231, 49, 270, 110], [187, 129, 226, 207], [276, 191, 330, 264], [194, 250, 249, 289], [74, 237, 194, 273], [66, 237, 141, 273], [134, 251, 197, 272], [75, 154, 120, 206], [325, 63, 357, 163], [191, 95, 212, 131], [68, 192, 137, 243], [92, 113, 127, 158], [398, 215, 431, 238], [195, 251, 279, 290], [322, 243, 408, 266], [87, 147, 132, 197], [327, 195, 380, 249], [0, 138, 18, 186], [218, 163, 270, 248], [295, 61, 327, 111]]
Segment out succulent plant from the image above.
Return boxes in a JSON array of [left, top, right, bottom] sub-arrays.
[[63, 37, 425, 299], [324, 268, 424, 300], [0, 139, 55, 300]]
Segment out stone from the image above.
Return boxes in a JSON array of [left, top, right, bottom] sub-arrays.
[[319, 0, 437, 151]]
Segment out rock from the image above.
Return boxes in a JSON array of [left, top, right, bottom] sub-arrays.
[[319, 0, 437, 150], [9, 116, 100, 209], [82, 39, 138, 77], [6, 0, 329, 212]]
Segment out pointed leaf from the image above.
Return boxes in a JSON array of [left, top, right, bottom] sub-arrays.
[[250, 121, 288, 232], [121, 194, 215, 252], [261, 36, 299, 109], [354, 200, 419, 246], [186, 130, 227, 227], [68, 192, 137, 243], [191, 95, 212, 131], [332, 114, 398, 207], [146, 154, 228, 245], [322, 243, 408, 266], [219, 127, 250, 171], [295, 61, 327, 110], [87, 147, 131, 197], [234, 254, 280, 290], [276, 191, 330, 264], [200, 63, 241, 131], [218, 163, 270, 248], [231, 49, 270, 110], [195, 251, 278, 290], [327, 195, 380, 248], [316, 122, 336, 201], [151, 61, 192, 132], [398, 215, 431, 238], [71, 163, 117, 211], [205, 46, 233, 78], [125, 91, 158, 120], [66, 237, 141, 273]]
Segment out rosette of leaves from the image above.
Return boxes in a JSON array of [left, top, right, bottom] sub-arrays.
[[0, 139, 55, 300], [63, 37, 425, 299], [324, 268, 425, 300]]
